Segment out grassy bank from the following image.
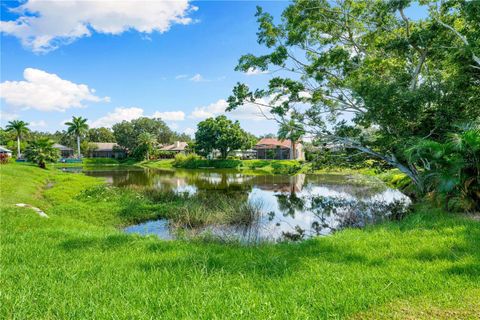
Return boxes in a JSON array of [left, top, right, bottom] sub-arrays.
[[1, 163, 479, 319]]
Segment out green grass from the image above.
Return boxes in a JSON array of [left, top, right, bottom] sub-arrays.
[[1, 163, 479, 319]]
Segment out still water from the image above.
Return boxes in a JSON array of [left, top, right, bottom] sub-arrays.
[[75, 167, 410, 242]]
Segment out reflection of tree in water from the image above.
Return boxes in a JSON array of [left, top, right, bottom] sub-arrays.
[[275, 193, 305, 218]]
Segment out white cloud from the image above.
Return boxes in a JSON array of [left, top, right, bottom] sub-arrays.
[[91, 108, 186, 128], [0, 68, 109, 112], [0, 110, 19, 122], [189, 98, 271, 121], [175, 74, 188, 80], [1, 0, 197, 53], [90, 107, 144, 128], [168, 122, 179, 130], [245, 68, 269, 76], [184, 127, 195, 136], [151, 111, 185, 121], [30, 120, 47, 128], [189, 73, 206, 82]]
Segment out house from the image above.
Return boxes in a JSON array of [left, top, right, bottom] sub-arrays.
[[253, 138, 305, 160], [53, 143, 74, 158], [231, 149, 257, 160], [89, 143, 126, 159], [0, 146, 12, 157], [160, 141, 188, 154]]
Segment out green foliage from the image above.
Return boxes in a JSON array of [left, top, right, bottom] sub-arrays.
[[24, 138, 60, 168], [5, 120, 30, 158], [86, 127, 116, 142], [407, 125, 480, 211], [112, 117, 174, 153], [65, 116, 89, 157], [194, 115, 253, 159], [227, 0, 480, 194]]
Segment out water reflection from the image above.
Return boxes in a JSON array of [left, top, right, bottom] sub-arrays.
[[79, 167, 410, 242]]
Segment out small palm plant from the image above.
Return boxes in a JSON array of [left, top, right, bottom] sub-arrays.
[[406, 124, 480, 211], [65, 116, 89, 158], [137, 132, 157, 160], [24, 138, 60, 169], [5, 120, 30, 159]]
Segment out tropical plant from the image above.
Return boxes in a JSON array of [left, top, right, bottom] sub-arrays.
[[65, 116, 89, 158], [137, 132, 157, 160], [227, 0, 480, 192], [24, 138, 60, 169], [278, 117, 305, 160], [5, 120, 29, 159], [407, 125, 480, 212]]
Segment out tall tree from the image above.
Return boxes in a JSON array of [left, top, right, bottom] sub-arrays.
[[227, 0, 480, 191], [137, 132, 157, 160], [5, 120, 29, 159], [65, 116, 89, 158], [113, 117, 175, 152], [86, 127, 116, 142], [194, 115, 251, 159], [278, 116, 305, 159]]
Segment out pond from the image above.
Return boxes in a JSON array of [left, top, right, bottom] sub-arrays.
[[72, 167, 410, 243]]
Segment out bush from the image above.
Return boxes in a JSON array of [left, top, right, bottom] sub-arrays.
[[0, 154, 9, 164]]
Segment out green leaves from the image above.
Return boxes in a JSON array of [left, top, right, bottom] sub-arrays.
[[194, 115, 252, 159]]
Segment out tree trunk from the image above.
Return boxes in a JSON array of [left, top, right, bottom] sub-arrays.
[[330, 136, 425, 192], [291, 140, 296, 160], [39, 161, 46, 169], [77, 135, 81, 158], [17, 136, 21, 159]]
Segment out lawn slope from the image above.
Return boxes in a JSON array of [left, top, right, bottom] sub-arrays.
[[1, 163, 479, 319]]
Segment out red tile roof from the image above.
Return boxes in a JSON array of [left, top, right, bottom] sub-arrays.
[[254, 138, 292, 149]]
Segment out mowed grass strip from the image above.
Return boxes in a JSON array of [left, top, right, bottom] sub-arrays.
[[1, 163, 479, 319]]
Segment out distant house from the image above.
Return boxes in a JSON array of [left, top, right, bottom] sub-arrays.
[[254, 138, 305, 160], [160, 141, 188, 154], [53, 143, 74, 158], [0, 146, 12, 157], [89, 143, 126, 159]]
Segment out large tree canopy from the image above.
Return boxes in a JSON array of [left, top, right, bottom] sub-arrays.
[[112, 117, 175, 152], [194, 115, 252, 159], [227, 0, 480, 190]]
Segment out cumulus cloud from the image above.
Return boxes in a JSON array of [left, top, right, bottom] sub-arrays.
[[90, 107, 144, 128], [151, 111, 185, 121], [91, 107, 186, 128], [1, 0, 197, 52], [245, 68, 269, 76], [189, 98, 271, 121], [0, 68, 109, 112]]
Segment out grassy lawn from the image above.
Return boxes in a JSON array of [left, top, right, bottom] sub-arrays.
[[1, 163, 479, 319]]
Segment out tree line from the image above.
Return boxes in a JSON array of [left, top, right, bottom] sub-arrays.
[[227, 0, 480, 211]]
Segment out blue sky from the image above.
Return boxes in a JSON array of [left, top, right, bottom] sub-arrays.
[[0, 1, 427, 136], [1, 1, 287, 136]]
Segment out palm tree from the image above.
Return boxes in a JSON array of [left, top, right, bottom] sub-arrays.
[[278, 119, 305, 160], [137, 132, 157, 160], [5, 120, 30, 159], [65, 116, 89, 158], [24, 138, 59, 169]]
